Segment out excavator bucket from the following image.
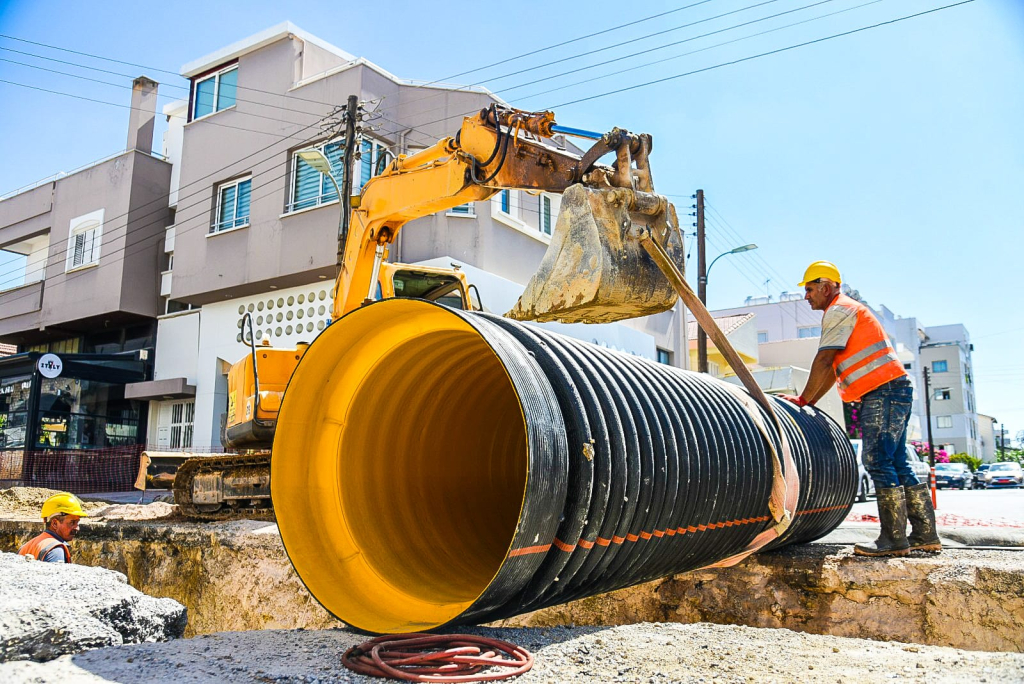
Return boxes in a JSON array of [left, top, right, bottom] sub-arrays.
[[506, 184, 686, 323]]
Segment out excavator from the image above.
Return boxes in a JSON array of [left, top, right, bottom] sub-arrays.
[[173, 99, 691, 519]]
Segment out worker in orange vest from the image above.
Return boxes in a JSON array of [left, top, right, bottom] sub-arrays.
[[782, 261, 940, 557], [18, 492, 89, 563]]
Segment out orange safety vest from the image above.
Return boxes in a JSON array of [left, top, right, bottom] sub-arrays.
[[826, 294, 906, 402], [18, 532, 71, 563]]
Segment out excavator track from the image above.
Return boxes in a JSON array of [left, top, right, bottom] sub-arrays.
[[172, 452, 275, 521]]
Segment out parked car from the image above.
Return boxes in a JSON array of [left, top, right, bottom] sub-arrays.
[[981, 462, 1024, 488], [973, 463, 991, 489], [934, 462, 971, 489], [850, 439, 874, 502], [905, 445, 932, 483]]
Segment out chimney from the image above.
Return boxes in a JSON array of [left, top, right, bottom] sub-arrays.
[[126, 76, 159, 153]]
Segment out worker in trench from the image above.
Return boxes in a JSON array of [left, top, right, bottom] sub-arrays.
[[781, 261, 941, 557], [18, 492, 89, 563]]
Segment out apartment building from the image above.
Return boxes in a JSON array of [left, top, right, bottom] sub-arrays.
[[0, 78, 170, 456], [137, 23, 688, 450], [917, 324, 979, 456]]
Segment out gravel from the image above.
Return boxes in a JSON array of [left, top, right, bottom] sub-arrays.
[[0, 552, 187, 663], [2, 622, 1022, 683]]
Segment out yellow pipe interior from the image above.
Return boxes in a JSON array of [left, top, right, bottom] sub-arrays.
[[272, 300, 529, 634]]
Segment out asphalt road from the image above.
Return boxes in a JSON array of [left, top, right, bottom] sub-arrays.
[[850, 486, 1024, 524]]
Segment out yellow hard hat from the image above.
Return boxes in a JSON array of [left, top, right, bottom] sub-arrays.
[[798, 261, 841, 287], [40, 492, 89, 520]]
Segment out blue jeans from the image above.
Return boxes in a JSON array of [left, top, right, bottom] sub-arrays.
[[859, 376, 917, 490]]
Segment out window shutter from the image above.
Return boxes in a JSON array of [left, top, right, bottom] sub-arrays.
[[541, 195, 552, 234], [360, 139, 373, 188], [323, 142, 345, 201], [218, 184, 237, 230], [236, 180, 251, 225], [293, 156, 321, 210], [72, 233, 86, 268]]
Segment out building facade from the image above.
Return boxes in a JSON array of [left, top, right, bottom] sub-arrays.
[[0, 78, 170, 462], [137, 23, 689, 450], [917, 324, 979, 456]]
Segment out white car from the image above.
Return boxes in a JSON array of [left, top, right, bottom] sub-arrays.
[[850, 439, 874, 502], [904, 445, 932, 483], [982, 462, 1024, 488]]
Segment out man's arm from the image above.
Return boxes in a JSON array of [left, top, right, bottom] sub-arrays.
[[801, 348, 839, 405], [780, 348, 839, 406]]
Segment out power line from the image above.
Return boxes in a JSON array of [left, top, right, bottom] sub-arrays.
[[0, 57, 337, 128], [510, 0, 887, 106], [549, 1, 976, 109], [373, 0, 968, 150]]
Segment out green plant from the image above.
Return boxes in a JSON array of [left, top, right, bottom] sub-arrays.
[[949, 453, 981, 472]]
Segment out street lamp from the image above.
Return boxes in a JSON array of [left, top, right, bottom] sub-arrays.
[[706, 244, 758, 282], [696, 243, 758, 373]]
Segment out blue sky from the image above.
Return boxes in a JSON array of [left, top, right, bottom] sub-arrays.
[[1, 0, 1021, 441]]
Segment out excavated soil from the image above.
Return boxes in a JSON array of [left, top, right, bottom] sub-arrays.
[[2, 623, 1023, 683], [0, 487, 178, 522]]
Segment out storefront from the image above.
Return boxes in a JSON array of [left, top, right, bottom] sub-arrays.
[[0, 351, 149, 491]]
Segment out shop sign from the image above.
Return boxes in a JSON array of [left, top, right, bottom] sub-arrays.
[[37, 354, 63, 379]]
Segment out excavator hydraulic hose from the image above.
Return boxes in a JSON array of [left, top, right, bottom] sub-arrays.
[[272, 299, 856, 635]]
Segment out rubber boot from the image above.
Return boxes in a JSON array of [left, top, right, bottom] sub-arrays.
[[854, 486, 910, 557], [905, 482, 942, 553]]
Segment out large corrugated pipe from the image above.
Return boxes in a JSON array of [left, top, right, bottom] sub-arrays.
[[272, 299, 855, 635]]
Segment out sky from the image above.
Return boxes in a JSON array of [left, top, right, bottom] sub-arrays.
[[0, 0, 1021, 441]]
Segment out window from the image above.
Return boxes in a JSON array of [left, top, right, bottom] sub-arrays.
[[500, 190, 511, 215], [65, 209, 103, 271], [540, 195, 553, 235], [212, 177, 251, 233], [757, 332, 769, 344], [289, 141, 345, 213], [657, 348, 671, 365], [936, 415, 953, 429], [935, 388, 951, 401], [904, 363, 912, 370], [797, 326, 821, 338], [447, 203, 476, 217], [931, 360, 948, 373], [169, 400, 195, 449], [192, 64, 238, 120], [358, 138, 388, 190]]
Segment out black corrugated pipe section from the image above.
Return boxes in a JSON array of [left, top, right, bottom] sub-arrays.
[[272, 299, 857, 634]]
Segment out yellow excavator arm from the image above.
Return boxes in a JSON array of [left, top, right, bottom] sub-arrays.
[[332, 105, 683, 321]]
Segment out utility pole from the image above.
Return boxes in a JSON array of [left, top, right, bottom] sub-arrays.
[[336, 94, 360, 275], [695, 189, 708, 373], [1000, 422, 1006, 458], [923, 367, 937, 508]]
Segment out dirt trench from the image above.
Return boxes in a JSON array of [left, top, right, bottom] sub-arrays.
[[2, 507, 1022, 653]]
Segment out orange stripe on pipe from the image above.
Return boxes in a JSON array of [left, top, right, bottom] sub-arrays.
[[552, 537, 576, 553], [508, 514, 782, 557], [508, 544, 551, 557]]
